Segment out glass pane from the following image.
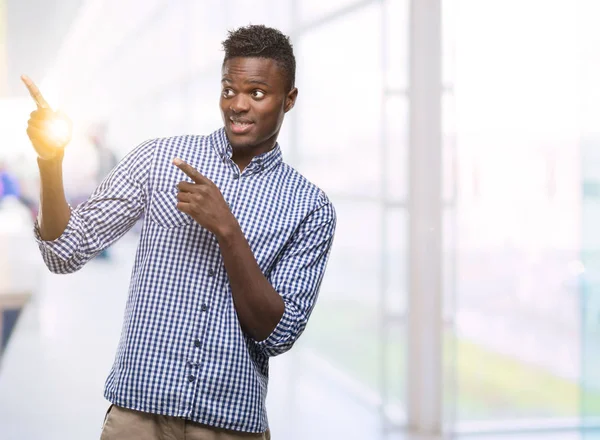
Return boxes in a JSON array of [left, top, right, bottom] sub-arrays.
[[581, 194, 600, 424], [449, 0, 581, 428], [303, 198, 382, 385], [384, 208, 408, 317], [382, 319, 407, 427], [295, 2, 382, 197], [226, 0, 291, 31], [580, 0, 600, 430], [384, 0, 409, 91], [297, 0, 362, 26], [186, 71, 223, 135], [384, 97, 408, 202], [188, 0, 228, 73], [452, 139, 581, 425], [100, 3, 188, 106], [302, 200, 407, 413], [443, 207, 458, 430], [382, 208, 408, 426], [442, 0, 456, 87], [443, 92, 456, 205], [158, 87, 186, 135]]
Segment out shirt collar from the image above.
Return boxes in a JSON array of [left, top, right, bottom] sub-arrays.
[[211, 127, 283, 174]]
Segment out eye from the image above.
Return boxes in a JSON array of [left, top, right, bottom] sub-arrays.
[[222, 88, 234, 98], [251, 90, 266, 99]]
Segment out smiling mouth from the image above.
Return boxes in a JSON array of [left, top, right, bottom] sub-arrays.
[[229, 117, 254, 134]]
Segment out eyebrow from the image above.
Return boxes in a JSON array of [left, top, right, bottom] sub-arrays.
[[221, 77, 270, 87]]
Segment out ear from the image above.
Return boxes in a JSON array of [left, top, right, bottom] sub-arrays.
[[284, 87, 298, 113]]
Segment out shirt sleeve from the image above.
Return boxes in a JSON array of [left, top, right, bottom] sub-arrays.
[[254, 199, 337, 357], [34, 139, 156, 274]]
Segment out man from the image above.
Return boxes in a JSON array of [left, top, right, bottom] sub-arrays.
[[23, 25, 336, 440]]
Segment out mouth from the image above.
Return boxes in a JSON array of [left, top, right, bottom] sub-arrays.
[[229, 117, 254, 135]]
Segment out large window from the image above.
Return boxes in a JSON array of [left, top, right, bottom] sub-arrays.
[[446, 0, 588, 432], [23, 0, 600, 438], [295, 1, 409, 430]]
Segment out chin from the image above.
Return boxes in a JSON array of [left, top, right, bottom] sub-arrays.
[[225, 132, 256, 150], [227, 136, 253, 149]]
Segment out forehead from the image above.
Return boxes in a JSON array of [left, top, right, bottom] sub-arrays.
[[221, 57, 285, 85]]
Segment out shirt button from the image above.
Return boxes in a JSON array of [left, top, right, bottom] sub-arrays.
[[188, 375, 196, 382], [201, 304, 208, 312], [194, 339, 201, 348], [233, 174, 239, 180], [208, 268, 215, 277]]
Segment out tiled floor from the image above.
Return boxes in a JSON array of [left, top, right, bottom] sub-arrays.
[[0, 232, 597, 440]]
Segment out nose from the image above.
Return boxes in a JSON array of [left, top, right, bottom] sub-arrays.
[[229, 94, 250, 113]]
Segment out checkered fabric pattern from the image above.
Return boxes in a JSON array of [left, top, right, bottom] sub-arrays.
[[34, 127, 336, 433]]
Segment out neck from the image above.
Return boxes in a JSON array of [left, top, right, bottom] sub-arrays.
[[232, 144, 275, 171], [229, 135, 278, 171], [232, 151, 253, 171]]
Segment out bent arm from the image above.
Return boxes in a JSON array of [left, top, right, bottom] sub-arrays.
[[218, 200, 336, 357], [35, 140, 156, 274]]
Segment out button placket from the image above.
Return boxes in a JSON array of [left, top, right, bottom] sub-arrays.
[[227, 167, 241, 212]]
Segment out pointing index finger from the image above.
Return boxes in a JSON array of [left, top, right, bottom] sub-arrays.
[[21, 74, 50, 109], [173, 158, 208, 184]]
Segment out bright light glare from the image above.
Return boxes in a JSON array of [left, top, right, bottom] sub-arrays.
[[48, 119, 70, 144]]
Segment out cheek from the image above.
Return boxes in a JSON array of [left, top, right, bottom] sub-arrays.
[[256, 100, 284, 122]]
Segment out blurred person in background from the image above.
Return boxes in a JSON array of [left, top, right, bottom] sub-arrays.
[[88, 122, 118, 184], [0, 161, 21, 202], [23, 24, 336, 440], [88, 122, 118, 260], [11, 154, 41, 221], [0, 159, 42, 223]]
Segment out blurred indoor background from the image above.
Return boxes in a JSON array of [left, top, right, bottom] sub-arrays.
[[0, 0, 599, 439]]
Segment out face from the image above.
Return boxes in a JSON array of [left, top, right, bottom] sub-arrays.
[[220, 57, 298, 154]]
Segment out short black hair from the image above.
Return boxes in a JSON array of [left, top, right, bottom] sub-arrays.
[[222, 25, 296, 91]]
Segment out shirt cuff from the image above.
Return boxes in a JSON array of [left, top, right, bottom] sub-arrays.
[[33, 206, 83, 262], [253, 301, 297, 354]]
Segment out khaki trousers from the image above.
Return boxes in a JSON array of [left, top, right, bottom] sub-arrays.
[[100, 405, 271, 440]]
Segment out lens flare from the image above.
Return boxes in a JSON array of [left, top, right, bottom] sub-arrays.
[[48, 118, 70, 145], [49, 119, 69, 139]]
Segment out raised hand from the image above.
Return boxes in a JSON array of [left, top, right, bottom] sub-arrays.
[[21, 75, 72, 160], [173, 158, 238, 237]]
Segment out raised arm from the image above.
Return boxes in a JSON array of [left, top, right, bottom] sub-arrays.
[[22, 75, 156, 274], [22, 74, 72, 241]]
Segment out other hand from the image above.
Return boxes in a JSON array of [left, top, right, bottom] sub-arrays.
[[21, 74, 72, 160], [173, 158, 238, 237]]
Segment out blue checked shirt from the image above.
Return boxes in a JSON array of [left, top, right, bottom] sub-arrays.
[[34, 127, 336, 433]]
